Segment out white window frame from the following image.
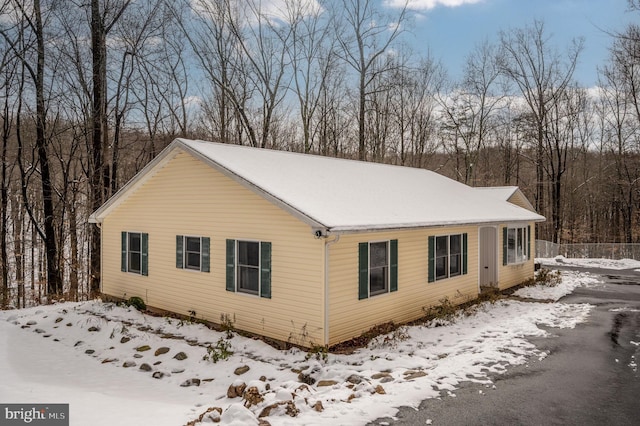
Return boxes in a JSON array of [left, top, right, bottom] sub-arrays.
[[236, 240, 260, 296], [126, 231, 142, 275], [506, 226, 529, 265], [183, 236, 202, 271], [368, 240, 390, 297]]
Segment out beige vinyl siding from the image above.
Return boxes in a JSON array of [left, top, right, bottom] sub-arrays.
[[507, 191, 535, 212], [101, 150, 325, 346], [327, 226, 479, 346], [497, 222, 535, 290]]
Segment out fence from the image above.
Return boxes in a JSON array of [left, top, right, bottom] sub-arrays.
[[535, 240, 640, 260]]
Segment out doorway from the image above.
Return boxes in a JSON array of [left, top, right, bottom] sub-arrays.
[[479, 227, 498, 288]]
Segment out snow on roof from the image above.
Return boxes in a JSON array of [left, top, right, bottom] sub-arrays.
[[475, 186, 519, 201], [175, 139, 545, 232]]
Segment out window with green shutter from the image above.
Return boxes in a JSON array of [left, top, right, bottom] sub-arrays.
[[428, 233, 467, 282], [175, 235, 210, 272], [359, 240, 398, 299], [121, 231, 148, 276], [226, 239, 271, 298]]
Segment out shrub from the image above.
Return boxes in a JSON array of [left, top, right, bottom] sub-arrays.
[[203, 338, 234, 363], [126, 296, 146, 311]]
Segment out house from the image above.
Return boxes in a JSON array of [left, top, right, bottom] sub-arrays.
[[89, 138, 545, 348]]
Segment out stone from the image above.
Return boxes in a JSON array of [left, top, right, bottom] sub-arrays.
[[153, 361, 162, 366], [34, 329, 45, 334], [120, 337, 130, 344], [154, 347, 170, 356], [227, 382, 246, 398], [316, 380, 338, 387], [346, 374, 362, 384], [312, 401, 324, 412], [85, 349, 95, 355], [135, 345, 151, 352], [297, 372, 315, 385], [101, 358, 116, 364], [380, 376, 394, 383], [66, 323, 72, 327], [234, 365, 250, 375], [88, 326, 100, 332], [180, 378, 201, 387], [171, 368, 185, 374], [404, 371, 427, 380], [55, 317, 63, 323], [242, 386, 264, 407], [173, 352, 188, 361], [374, 385, 386, 394], [371, 372, 391, 380], [133, 354, 143, 359], [259, 376, 267, 382], [152, 371, 164, 379], [26, 320, 37, 326], [74, 341, 83, 347], [259, 401, 299, 418], [139, 363, 152, 372], [123, 361, 137, 368]]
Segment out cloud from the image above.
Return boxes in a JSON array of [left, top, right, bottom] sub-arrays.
[[384, 0, 484, 10]]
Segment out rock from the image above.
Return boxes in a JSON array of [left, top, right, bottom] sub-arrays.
[[133, 354, 143, 359], [135, 345, 151, 352], [371, 372, 391, 380], [34, 329, 45, 334], [259, 401, 299, 418], [101, 358, 117, 364], [374, 385, 386, 394], [152, 371, 164, 379], [193, 407, 222, 424], [259, 375, 267, 382], [171, 368, 185, 374], [123, 361, 137, 368], [153, 361, 162, 366], [55, 317, 63, 323], [380, 376, 394, 383], [85, 349, 95, 355], [66, 323, 72, 327], [298, 372, 315, 385], [74, 341, 83, 347], [88, 326, 100, 332], [227, 382, 246, 398], [120, 337, 130, 344], [243, 386, 264, 407], [180, 378, 201, 387], [234, 365, 250, 375], [316, 380, 338, 387], [154, 347, 170, 356], [173, 352, 188, 361], [346, 374, 362, 384], [312, 401, 324, 412], [139, 363, 152, 372], [26, 320, 37, 326], [404, 371, 427, 380], [43, 334, 51, 338]]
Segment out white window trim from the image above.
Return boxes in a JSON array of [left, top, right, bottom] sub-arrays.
[[183, 235, 203, 271], [126, 231, 143, 275], [434, 234, 463, 281], [506, 225, 529, 265], [236, 239, 261, 296]]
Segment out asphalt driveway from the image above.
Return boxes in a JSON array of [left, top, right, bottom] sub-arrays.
[[371, 265, 640, 426]]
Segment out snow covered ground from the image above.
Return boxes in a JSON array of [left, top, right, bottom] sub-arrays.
[[0, 269, 600, 426], [537, 256, 640, 270]]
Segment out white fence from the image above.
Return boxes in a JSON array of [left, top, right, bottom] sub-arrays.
[[535, 240, 640, 260]]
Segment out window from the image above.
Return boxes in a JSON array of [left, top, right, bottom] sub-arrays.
[[358, 240, 398, 300], [428, 233, 467, 282], [176, 235, 210, 272], [226, 239, 271, 298], [121, 231, 148, 275], [504, 226, 530, 265]]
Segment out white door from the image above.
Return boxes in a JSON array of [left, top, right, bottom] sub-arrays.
[[479, 227, 497, 287]]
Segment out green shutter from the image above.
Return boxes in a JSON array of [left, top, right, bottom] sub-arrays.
[[201, 237, 210, 273], [121, 232, 127, 272], [462, 233, 468, 275], [141, 233, 149, 276], [428, 236, 435, 283], [226, 239, 235, 292], [260, 241, 272, 299], [390, 239, 398, 292], [527, 225, 532, 260], [176, 235, 184, 269], [358, 242, 369, 300], [503, 227, 508, 266]]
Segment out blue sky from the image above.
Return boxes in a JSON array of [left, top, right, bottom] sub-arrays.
[[390, 0, 636, 87]]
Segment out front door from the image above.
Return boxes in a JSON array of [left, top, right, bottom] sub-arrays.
[[479, 227, 497, 287]]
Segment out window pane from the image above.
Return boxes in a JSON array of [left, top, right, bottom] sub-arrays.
[[516, 228, 524, 262], [370, 242, 388, 268], [129, 233, 141, 252], [436, 256, 447, 279], [369, 266, 387, 295], [450, 234, 461, 255], [436, 236, 448, 257], [186, 252, 200, 270], [507, 228, 516, 264], [238, 241, 259, 266], [238, 266, 259, 294], [128, 252, 141, 273], [186, 237, 200, 252], [450, 254, 461, 276]]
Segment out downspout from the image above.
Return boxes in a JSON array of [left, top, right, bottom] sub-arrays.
[[324, 234, 340, 347]]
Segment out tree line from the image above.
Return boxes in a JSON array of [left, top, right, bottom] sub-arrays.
[[1, 0, 639, 307]]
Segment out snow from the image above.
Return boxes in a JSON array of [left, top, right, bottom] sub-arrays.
[[537, 256, 640, 270], [136, 139, 543, 231], [513, 270, 600, 301], [0, 271, 596, 426]]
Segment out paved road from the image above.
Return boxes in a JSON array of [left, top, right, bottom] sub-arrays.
[[371, 266, 640, 426]]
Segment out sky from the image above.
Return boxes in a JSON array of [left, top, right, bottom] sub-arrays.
[[389, 0, 637, 87]]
